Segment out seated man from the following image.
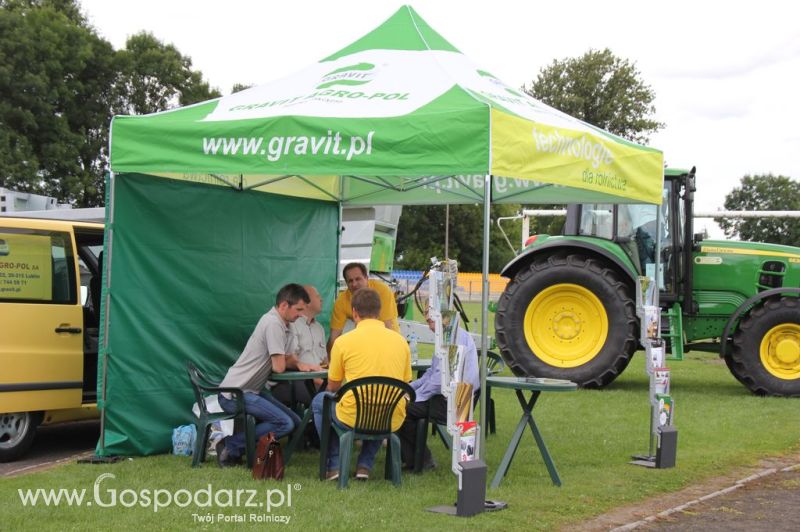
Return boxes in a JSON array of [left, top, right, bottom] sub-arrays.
[[312, 287, 411, 481], [397, 307, 481, 470], [216, 283, 321, 467], [326, 262, 399, 353], [272, 284, 327, 407]]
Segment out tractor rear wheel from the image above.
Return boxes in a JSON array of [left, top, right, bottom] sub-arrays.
[[495, 253, 637, 388], [730, 297, 800, 396]]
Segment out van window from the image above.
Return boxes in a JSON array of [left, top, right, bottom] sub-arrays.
[[0, 228, 76, 304]]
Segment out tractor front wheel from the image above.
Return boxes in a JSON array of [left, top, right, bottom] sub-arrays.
[[730, 297, 800, 396], [495, 253, 637, 388]]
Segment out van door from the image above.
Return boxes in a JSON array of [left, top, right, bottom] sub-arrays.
[[0, 225, 83, 414]]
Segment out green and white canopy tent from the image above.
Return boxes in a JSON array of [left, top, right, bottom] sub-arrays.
[[100, 5, 663, 456]]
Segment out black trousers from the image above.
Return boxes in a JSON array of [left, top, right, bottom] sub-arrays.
[[270, 380, 313, 408], [397, 394, 447, 468]]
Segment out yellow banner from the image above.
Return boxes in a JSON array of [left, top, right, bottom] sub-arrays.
[[490, 109, 664, 204], [0, 234, 53, 300]]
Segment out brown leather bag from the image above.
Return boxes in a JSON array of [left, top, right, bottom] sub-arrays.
[[252, 432, 284, 480]]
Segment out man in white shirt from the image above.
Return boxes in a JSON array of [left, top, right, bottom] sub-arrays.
[[292, 285, 327, 366]]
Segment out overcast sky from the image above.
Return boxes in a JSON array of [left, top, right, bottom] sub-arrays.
[[80, 1, 800, 235]]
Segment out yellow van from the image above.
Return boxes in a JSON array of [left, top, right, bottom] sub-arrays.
[[0, 217, 104, 461]]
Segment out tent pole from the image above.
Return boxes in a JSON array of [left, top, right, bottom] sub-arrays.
[[445, 204, 449, 261], [479, 174, 491, 456], [99, 171, 116, 455]]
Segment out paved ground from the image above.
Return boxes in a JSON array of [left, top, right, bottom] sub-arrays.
[[576, 452, 800, 531], [638, 465, 800, 531], [0, 420, 98, 478]]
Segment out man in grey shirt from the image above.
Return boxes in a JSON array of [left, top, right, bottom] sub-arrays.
[[273, 284, 328, 407], [217, 283, 321, 467]]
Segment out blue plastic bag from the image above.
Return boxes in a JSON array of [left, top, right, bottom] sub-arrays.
[[172, 424, 197, 456]]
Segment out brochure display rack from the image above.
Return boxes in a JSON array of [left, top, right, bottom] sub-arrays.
[[425, 259, 490, 517], [632, 274, 678, 468]]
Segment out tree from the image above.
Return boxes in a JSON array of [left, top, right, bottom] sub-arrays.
[[0, 0, 220, 206], [231, 83, 253, 94], [524, 48, 663, 143], [115, 32, 220, 115], [1, 0, 119, 205], [717, 174, 800, 246], [395, 203, 523, 273]]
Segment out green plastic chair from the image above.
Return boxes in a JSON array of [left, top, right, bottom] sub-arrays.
[[318, 376, 416, 489], [186, 361, 256, 468]]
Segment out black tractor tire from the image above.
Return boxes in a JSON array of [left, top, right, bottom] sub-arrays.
[[495, 253, 637, 388], [0, 411, 42, 462], [723, 353, 747, 385], [730, 297, 800, 396]]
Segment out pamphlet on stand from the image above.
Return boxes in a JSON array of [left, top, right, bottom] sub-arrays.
[[641, 306, 660, 343], [645, 339, 664, 375], [655, 394, 674, 427], [635, 275, 657, 316], [651, 367, 670, 397]]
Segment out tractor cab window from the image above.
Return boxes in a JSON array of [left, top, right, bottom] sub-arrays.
[[578, 204, 613, 239], [618, 204, 658, 274], [658, 180, 679, 296]]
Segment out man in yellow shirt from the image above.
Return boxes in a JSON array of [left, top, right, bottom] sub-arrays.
[[312, 287, 411, 481], [326, 262, 399, 353]]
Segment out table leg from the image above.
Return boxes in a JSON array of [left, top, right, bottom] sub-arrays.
[[490, 389, 562, 488], [490, 402, 529, 488], [523, 404, 561, 485], [283, 407, 312, 465]]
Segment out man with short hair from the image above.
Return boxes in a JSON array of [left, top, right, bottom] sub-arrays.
[[326, 262, 399, 353], [312, 287, 411, 481], [216, 283, 321, 467]]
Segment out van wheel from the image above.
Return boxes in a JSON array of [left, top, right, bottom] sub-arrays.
[[0, 412, 42, 462]]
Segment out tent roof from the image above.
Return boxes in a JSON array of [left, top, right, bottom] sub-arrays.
[[109, 5, 663, 205]]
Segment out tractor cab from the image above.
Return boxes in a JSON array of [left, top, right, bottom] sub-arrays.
[[564, 168, 695, 303]]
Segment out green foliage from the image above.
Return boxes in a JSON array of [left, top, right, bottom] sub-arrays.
[[116, 32, 220, 115], [524, 48, 663, 144], [717, 174, 800, 245], [395, 204, 564, 273], [0, 0, 219, 206], [0, 0, 117, 205], [395, 204, 522, 272], [231, 83, 254, 94]]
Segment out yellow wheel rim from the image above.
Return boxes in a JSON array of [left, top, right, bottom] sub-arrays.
[[523, 283, 609, 367], [760, 323, 800, 380]]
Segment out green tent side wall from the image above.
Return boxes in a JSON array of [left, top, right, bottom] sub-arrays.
[[98, 173, 338, 456]]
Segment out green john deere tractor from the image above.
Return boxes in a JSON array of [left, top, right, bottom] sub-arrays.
[[495, 167, 800, 397]]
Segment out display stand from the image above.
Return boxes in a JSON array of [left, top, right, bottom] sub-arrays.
[[423, 259, 503, 516], [631, 273, 678, 469]]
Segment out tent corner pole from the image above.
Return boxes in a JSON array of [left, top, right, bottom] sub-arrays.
[[479, 174, 491, 456], [99, 171, 116, 455]]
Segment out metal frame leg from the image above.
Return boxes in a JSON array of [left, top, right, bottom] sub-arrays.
[[490, 390, 561, 488]]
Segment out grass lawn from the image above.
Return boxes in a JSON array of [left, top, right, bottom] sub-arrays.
[[3, 351, 799, 530]]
